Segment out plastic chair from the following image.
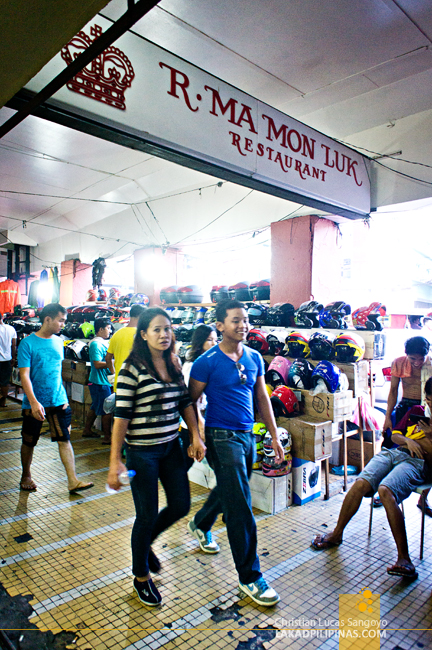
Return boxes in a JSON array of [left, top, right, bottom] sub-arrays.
[[368, 483, 432, 560]]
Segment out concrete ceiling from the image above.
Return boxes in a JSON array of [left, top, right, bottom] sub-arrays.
[[0, 0, 432, 268]]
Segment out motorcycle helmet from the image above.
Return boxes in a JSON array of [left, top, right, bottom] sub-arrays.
[[253, 422, 267, 453], [309, 465, 320, 488], [174, 325, 194, 342], [311, 360, 341, 393], [195, 306, 208, 324], [130, 293, 150, 307], [171, 306, 186, 324], [266, 303, 295, 328], [285, 331, 310, 359], [270, 385, 299, 418], [352, 302, 386, 331], [294, 300, 323, 329], [263, 429, 291, 457], [86, 289, 97, 302], [287, 359, 314, 390], [246, 329, 269, 354], [204, 308, 217, 324], [266, 333, 285, 356], [334, 332, 365, 362], [262, 456, 292, 477], [64, 340, 89, 361], [109, 287, 120, 300], [177, 343, 190, 361], [308, 331, 336, 360], [265, 356, 292, 387], [318, 301, 351, 329], [97, 288, 107, 301], [247, 303, 268, 326], [79, 322, 95, 339], [63, 322, 82, 339], [182, 307, 197, 324]]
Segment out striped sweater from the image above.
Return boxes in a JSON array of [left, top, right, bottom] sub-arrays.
[[115, 360, 192, 446]]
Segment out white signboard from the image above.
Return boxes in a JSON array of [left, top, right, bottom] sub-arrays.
[[26, 16, 370, 217]]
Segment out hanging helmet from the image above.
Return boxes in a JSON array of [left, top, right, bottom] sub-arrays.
[[97, 288, 107, 301], [130, 293, 150, 307], [246, 329, 269, 354], [86, 289, 97, 302], [79, 322, 95, 339], [253, 422, 267, 453], [204, 308, 217, 324], [266, 303, 295, 328], [334, 332, 365, 362], [174, 325, 194, 342], [182, 307, 197, 324], [195, 306, 208, 324], [247, 303, 268, 326], [318, 301, 351, 329], [311, 360, 341, 393], [266, 333, 285, 356], [287, 359, 314, 390], [265, 356, 292, 387], [294, 301, 323, 329], [308, 331, 336, 360], [285, 331, 310, 359], [270, 385, 299, 418]]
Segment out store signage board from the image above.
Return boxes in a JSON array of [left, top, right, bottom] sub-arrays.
[[24, 16, 370, 217]]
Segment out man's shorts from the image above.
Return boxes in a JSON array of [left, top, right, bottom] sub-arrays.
[[357, 447, 426, 504], [89, 383, 112, 416], [0, 360, 12, 387], [21, 404, 72, 447]]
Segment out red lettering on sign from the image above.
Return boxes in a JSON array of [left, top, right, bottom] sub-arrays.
[[159, 62, 198, 112], [229, 131, 247, 156], [262, 114, 288, 148], [245, 138, 253, 152], [235, 104, 257, 133], [344, 155, 363, 186], [257, 143, 265, 156], [205, 85, 237, 123], [321, 144, 334, 168]]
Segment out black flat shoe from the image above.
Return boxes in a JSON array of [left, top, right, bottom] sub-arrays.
[[148, 547, 161, 573]]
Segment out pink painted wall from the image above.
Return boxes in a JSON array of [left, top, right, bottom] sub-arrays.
[[311, 218, 342, 304], [271, 216, 313, 308], [60, 260, 92, 306]]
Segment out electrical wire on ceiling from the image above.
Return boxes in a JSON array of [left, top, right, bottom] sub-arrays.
[[336, 138, 432, 172]]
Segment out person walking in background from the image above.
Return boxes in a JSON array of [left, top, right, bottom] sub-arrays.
[[0, 312, 17, 407], [82, 317, 113, 443], [107, 308, 205, 607], [18, 303, 93, 494], [180, 324, 217, 467], [105, 304, 145, 391], [188, 299, 283, 607]]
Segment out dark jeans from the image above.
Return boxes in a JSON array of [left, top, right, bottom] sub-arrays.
[[194, 427, 261, 585], [126, 437, 190, 577]]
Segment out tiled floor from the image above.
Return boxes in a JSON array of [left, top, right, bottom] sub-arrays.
[[1, 400, 432, 649]]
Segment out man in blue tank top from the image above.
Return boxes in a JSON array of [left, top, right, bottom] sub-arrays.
[[18, 303, 93, 494], [189, 299, 283, 607]]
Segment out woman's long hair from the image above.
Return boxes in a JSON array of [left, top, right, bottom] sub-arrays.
[[126, 307, 183, 382], [186, 324, 216, 362]]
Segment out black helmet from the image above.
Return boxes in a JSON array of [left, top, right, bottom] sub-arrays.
[[308, 331, 336, 360], [287, 359, 314, 390]]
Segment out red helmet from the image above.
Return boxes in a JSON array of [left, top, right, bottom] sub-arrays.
[[246, 329, 269, 354], [86, 289, 97, 302], [270, 385, 299, 418]]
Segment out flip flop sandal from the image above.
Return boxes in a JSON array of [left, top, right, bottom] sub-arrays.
[[387, 565, 418, 579], [311, 534, 342, 550], [69, 482, 94, 494]]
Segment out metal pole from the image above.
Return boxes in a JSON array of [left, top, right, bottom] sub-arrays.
[[0, 0, 161, 139]]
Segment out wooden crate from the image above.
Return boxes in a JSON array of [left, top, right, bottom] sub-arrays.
[[300, 389, 354, 423], [70, 400, 92, 426], [278, 415, 332, 461], [62, 360, 90, 385]]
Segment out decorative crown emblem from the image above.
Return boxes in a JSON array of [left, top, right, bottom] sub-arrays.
[[61, 25, 135, 110]]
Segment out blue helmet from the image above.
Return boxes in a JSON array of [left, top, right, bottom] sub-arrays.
[[311, 361, 341, 393], [308, 331, 336, 360]]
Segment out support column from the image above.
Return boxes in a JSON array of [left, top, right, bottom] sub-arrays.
[[134, 247, 184, 306]]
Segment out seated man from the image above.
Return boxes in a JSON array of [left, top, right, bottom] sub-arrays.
[[311, 377, 432, 580]]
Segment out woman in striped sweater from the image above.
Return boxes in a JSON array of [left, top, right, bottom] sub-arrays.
[[107, 308, 206, 607]]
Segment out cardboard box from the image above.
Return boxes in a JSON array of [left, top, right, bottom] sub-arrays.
[[249, 470, 291, 514], [346, 439, 382, 468], [300, 389, 353, 423], [62, 360, 90, 385], [292, 457, 321, 505], [278, 416, 332, 461], [336, 360, 368, 396], [71, 382, 92, 404], [70, 399, 92, 426]]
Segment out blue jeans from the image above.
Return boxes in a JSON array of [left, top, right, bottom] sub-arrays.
[[194, 427, 261, 584], [126, 438, 190, 577]]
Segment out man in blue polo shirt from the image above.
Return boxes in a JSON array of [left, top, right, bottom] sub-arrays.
[[188, 299, 284, 607]]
